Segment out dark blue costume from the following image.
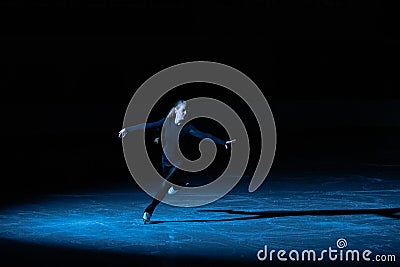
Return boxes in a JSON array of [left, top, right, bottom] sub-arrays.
[[126, 117, 226, 215]]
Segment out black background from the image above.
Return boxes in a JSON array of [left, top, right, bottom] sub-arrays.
[[1, 0, 399, 204]]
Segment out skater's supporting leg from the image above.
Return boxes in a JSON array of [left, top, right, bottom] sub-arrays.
[[144, 166, 179, 215]]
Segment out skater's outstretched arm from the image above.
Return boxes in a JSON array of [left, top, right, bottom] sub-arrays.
[[187, 125, 236, 149], [118, 118, 165, 138]]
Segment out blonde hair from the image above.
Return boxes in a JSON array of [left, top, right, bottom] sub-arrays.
[[166, 100, 186, 122]]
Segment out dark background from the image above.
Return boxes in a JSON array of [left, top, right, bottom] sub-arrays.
[[1, 0, 399, 205]]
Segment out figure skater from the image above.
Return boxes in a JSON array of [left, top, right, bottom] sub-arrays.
[[118, 100, 235, 224]]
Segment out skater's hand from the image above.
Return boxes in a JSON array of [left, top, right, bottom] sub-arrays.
[[118, 128, 128, 139], [225, 139, 236, 149]]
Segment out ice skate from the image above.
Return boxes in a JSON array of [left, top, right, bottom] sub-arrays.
[[168, 182, 189, 195], [142, 212, 152, 224]]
